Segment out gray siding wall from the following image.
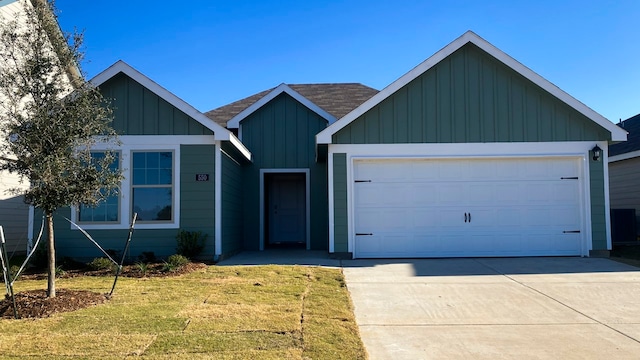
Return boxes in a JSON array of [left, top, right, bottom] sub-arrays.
[[609, 157, 640, 225], [332, 153, 348, 253], [0, 194, 28, 255], [241, 93, 328, 250], [99, 73, 214, 136], [589, 156, 607, 250], [333, 44, 610, 144], [221, 150, 243, 256]]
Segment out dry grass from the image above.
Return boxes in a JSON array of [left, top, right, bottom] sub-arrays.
[[0, 265, 367, 359]]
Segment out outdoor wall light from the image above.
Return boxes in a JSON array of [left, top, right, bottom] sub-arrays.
[[592, 144, 602, 161]]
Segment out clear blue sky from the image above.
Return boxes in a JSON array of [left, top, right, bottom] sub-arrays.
[[55, 0, 639, 122]]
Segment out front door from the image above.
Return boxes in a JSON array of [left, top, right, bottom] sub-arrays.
[[266, 173, 306, 246]]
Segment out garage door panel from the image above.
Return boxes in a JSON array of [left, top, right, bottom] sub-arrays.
[[352, 158, 584, 258]]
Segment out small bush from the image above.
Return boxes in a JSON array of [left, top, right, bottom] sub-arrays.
[[88, 257, 116, 271], [167, 254, 189, 267], [162, 262, 177, 273], [55, 265, 66, 278], [136, 262, 149, 276], [9, 265, 20, 279], [176, 230, 207, 258]]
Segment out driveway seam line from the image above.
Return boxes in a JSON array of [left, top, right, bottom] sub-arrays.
[[474, 258, 640, 345]]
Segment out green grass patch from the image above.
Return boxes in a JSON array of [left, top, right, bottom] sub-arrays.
[[1, 265, 367, 359]]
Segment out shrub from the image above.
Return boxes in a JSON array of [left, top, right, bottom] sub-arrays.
[[176, 230, 207, 258], [167, 254, 189, 267], [88, 257, 116, 271], [55, 265, 66, 278], [9, 265, 20, 279], [136, 262, 149, 276]]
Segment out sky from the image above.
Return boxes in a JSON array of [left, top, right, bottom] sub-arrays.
[[53, 0, 640, 122]]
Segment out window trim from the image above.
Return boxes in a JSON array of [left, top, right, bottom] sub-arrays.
[[77, 151, 122, 224], [70, 140, 183, 230], [130, 150, 175, 224]]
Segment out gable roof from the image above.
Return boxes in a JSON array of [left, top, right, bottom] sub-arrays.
[[316, 30, 627, 144], [205, 83, 378, 128], [90, 60, 251, 160], [609, 113, 640, 161]]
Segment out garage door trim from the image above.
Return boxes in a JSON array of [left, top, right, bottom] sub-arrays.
[[327, 141, 599, 258]]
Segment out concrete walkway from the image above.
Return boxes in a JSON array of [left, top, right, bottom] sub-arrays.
[[342, 257, 640, 359]]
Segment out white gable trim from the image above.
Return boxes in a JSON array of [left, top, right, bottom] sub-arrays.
[[226, 83, 337, 129], [90, 60, 251, 161], [609, 149, 640, 163], [317, 31, 627, 144]]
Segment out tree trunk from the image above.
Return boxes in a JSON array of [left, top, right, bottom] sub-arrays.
[[46, 212, 55, 298]]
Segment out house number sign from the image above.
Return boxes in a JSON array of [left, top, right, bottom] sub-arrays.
[[196, 174, 210, 181]]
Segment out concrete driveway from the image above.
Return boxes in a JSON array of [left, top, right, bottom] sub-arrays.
[[342, 257, 640, 359]]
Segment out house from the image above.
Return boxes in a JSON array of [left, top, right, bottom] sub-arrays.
[[0, 0, 80, 255], [608, 113, 640, 243], [38, 31, 626, 260]]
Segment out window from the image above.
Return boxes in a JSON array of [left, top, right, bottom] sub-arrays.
[[78, 152, 120, 223], [132, 151, 174, 222]]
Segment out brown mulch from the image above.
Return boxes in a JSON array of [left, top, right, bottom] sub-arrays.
[[0, 289, 107, 319], [0, 261, 208, 320], [19, 261, 208, 280]]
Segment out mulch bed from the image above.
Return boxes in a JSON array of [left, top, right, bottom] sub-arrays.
[[0, 261, 208, 319], [0, 289, 107, 319]]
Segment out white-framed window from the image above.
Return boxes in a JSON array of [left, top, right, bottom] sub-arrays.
[[131, 151, 174, 223], [77, 151, 121, 223], [69, 136, 197, 230]]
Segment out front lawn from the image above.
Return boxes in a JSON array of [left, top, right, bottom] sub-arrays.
[[0, 265, 367, 359]]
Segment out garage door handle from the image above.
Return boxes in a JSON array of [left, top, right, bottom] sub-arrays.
[[563, 230, 581, 233], [356, 233, 373, 236], [464, 213, 468, 223], [469, 213, 471, 223]]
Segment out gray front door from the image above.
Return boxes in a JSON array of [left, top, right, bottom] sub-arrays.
[[267, 173, 306, 245]]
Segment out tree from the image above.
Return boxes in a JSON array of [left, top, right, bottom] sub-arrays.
[[0, 0, 122, 297]]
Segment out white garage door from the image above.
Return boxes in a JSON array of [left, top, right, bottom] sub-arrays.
[[353, 157, 584, 258]]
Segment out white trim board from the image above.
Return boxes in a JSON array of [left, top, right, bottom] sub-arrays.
[[316, 31, 627, 144], [259, 169, 311, 251], [226, 84, 336, 129], [70, 142, 184, 230], [214, 141, 222, 259], [327, 141, 602, 257], [609, 149, 640, 163], [90, 61, 251, 161]]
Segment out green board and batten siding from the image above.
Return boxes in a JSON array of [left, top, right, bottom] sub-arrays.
[[241, 93, 329, 250], [331, 43, 612, 253], [179, 145, 216, 256], [333, 44, 609, 145], [589, 157, 607, 250], [42, 145, 217, 259], [332, 153, 348, 253], [100, 72, 213, 136], [38, 72, 222, 260], [221, 148, 244, 256]]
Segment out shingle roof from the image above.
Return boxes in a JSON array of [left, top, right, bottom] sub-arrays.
[[205, 83, 378, 127], [609, 113, 640, 157]]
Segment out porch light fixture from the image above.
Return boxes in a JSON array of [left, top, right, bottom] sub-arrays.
[[592, 144, 602, 161]]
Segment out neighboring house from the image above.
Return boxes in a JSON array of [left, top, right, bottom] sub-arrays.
[[0, 0, 79, 255], [38, 31, 626, 260], [608, 113, 640, 242]]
